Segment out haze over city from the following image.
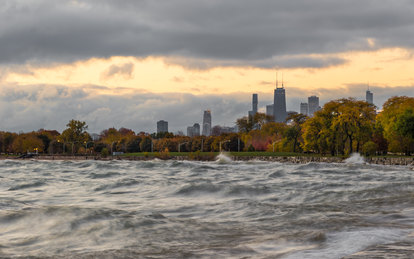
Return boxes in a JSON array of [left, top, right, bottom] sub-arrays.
[[1, 0, 414, 133]]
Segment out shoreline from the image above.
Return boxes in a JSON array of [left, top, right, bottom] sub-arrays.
[[1, 154, 413, 166]]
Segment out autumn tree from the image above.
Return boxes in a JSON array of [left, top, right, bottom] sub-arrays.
[[378, 96, 414, 155], [59, 120, 91, 154], [302, 98, 376, 155], [236, 113, 273, 133], [283, 113, 308, 152], [0, 132, 17, 154], [12, 133, 45, 154]]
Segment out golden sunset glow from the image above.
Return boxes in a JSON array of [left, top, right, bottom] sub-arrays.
[[4, 48, 414, 97]]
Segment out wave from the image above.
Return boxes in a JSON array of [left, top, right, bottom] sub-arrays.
[[8, 181, 46, 191], [94, 179, 141, 192], [176, 183, 221, 195], [88, 172, 121, 179], [176, 183, 271, 197]]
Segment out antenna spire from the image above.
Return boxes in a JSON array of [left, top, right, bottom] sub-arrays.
[[275, 70, 278, 89]]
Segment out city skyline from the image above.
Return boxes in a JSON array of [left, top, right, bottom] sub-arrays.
[[0, 1, 413, 134], [159, 87, 376, 135]]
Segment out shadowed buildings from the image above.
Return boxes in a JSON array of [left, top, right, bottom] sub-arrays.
[[366, 89, 373, 104], [300, 103, 308, 115], [308, 96, 320, 116], [266, 104, 274, 117], [202, 110, 212, 136], [248, 93, 258, 118], [157, 120, 168, 133], [187, 123, 200, 137]]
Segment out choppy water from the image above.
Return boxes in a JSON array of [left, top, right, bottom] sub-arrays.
[[1, 156, 414, 258]]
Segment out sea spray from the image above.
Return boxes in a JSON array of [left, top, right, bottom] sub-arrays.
[[215, 152, 233, 164], [344, 153, 365, 164]]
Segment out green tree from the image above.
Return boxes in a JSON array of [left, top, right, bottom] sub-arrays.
[[302, 98, 375, 155], [377, 96, 414, 155], [12, 133, 45, 154], [236, 113, 273, 133], [283, 113, 307, 152], [126, 136, 142, 153], [140, 136, 152, 152], [59, 120, 90, 154]]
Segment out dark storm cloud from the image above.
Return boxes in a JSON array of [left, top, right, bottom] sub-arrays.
[[1, 0, 414, 68], [0, 84, 249, 133], [0, 83, 413, 133]]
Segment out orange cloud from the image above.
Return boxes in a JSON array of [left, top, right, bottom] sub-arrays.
[[3, 48, 414, 97]]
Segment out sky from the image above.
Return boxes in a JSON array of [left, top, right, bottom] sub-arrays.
[[1, 0, 414, 134]]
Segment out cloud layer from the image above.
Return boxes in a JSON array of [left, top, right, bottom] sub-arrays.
[[0, 83, 410, 134], [1, 0, 414, 68]]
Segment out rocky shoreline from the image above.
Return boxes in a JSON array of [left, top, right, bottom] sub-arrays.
[[2, 154, 414, 166]]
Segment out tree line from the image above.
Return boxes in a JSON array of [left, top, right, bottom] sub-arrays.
[[0, 96, 413, 156], [237, 96, 414, 156]]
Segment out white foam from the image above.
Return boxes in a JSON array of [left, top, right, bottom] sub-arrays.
[[283, 228, 408, 259], [344, 153, 365, 164], [215, 152, 233, 164]]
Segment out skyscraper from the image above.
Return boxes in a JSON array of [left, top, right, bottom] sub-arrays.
[[248, 93, 258, 117], [187, 123, 200, 137], [300, 103, 309, 115], [366, 90, 373, 104], [273, 77, 287, 123], [193, 123, 200, 136], [266, 104, 274, 117], [157, 120, 168, 133], [308, 96, 320, 116], [202, 110, 212, 136]]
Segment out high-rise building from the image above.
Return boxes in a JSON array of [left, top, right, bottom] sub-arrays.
[[308, 96, 320, 116], [366, 90, 373, 104], [266, 104, 274, 117], [202, 110, 212, 136], [193, 123, 200, 136], [248, 93, 258, 117], [157, 120, 168, 133], [273, 79, 287, 123], [300, 103, 308, 115], [187, 123, 200, 137], [187, 126, 194, 137]]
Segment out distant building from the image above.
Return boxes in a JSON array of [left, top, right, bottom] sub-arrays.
[[366, 90, 373, 104], [202, 110, 212, 136], [193, 123, 200, 136], [266, 104, 274, 117], [248, 93, 258, 118], [273, 83, 287, 123], [300, 103, 308, 116], [308, 96, 320, 116], [187, 126, 194, 137], [90, 133, 100, 141], [211, 125, 237, 136], [187, 123, 200, 137], [157, 120, 168, 133]]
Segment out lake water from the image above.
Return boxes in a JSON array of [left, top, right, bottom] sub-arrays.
[[1, 156, 414, 258]]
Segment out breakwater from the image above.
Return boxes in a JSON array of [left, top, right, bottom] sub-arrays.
[[6, 154, 414, 166]]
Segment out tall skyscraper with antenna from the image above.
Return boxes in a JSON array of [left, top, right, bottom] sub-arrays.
[[273, 72, 287, 123]]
